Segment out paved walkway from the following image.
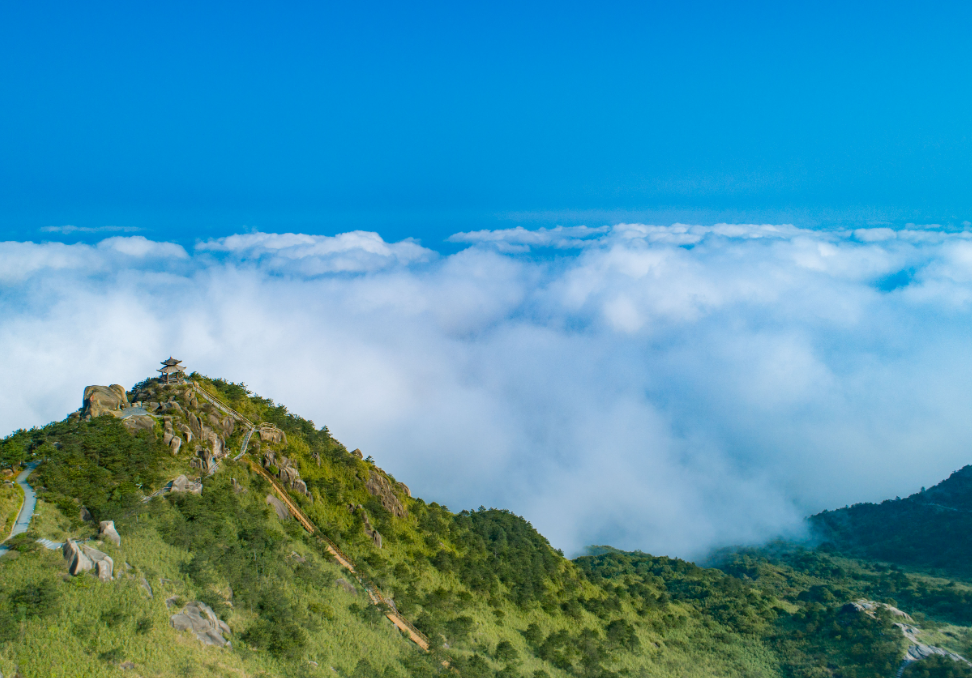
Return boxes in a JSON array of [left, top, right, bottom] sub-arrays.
[[0, 461, 41, 555]]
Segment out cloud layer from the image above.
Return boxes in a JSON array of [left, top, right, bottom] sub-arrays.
[[4, 224, 972, 559]]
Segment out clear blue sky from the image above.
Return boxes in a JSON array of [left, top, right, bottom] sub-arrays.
[[2, 1, 971, 247]]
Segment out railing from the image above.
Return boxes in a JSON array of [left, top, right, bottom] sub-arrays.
[[191, 382, 254, 427], [187, 381, 431, 652]]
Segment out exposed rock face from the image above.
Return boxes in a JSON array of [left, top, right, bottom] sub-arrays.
[[82, 384, 128, 418], [176, 422, 193, 443], [171, 475, 203, 495], [79, 506, 94, 523], [169, 437, 182, 455], [83, 545, 114, 581], [263, 452, 312, 500], [366, 471, 407, 518], [63, 540, 93, 575], [348, 503, 383, 548], [170, 601, 231, 647], [266, 494, 291, 521], [397, 482, 411, 498], [99, 520, 121, 547], [312, 452, 321, 467], [351, 448, 363, 459], [63, 540, 113, 580], [259, 424, 287, 445], [231, 478, 246, 494], [122, 415, 155, 433]]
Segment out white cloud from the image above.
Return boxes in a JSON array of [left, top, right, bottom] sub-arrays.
[[4, 224, 972, 559], [197, 230, 435, 274]]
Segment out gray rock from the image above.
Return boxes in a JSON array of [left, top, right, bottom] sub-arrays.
[[99, 520, 121, 547], [170, 601, 231, 647], [170, 474, 203, 495], [63, 540, 93, 575], [82, 384, 128, 418], [122, 414, 155, 433], [165, 596, 180, 608], [120, 662, 135, 670], [335, 578, 357, 594], [169, 436, 182, 455], [79, 506, 94, 523], [231, 478, 246, 494], [81, 544, 114, 581], [266, 494, 291, 521], [258, 424, 287, 445], [141, 577, 153, 598]]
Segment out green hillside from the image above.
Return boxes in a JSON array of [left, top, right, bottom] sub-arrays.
[[1, 374, 971, 678], [811, 466, 972, 578]]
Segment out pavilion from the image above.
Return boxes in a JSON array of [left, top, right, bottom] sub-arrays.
[[158, 357, 186, 384]]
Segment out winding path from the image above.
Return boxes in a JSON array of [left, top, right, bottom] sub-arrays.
[[0, 461, 41, 555]]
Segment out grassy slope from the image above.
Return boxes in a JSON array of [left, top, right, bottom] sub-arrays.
[[0, 481, 23, 539], [1, 375, 970, 678]]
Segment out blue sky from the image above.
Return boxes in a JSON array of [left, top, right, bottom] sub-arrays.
[[5, 3, 972, 557], [3, 1, 972, 246]]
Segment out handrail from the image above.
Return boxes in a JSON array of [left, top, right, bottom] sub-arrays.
[[191, 382, 254, 427], [245, 456, 430, 650], [188, 381, 430, 651]]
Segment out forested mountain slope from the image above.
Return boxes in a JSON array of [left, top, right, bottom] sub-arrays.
[[0, 374, 971, 678], [811, 466, 972, 578]]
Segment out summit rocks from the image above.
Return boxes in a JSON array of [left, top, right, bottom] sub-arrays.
[[82, 384, 128, 419]]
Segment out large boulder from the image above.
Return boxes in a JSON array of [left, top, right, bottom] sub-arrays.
[[82, 385, 128, 419], [258, 425, 287, 445], [63, 540, 93, 575], [171, 475, 203, 495], [82, 545, 114, 581], [122, 415, 155, 433], [170, 601, 231, 647], [99, 520, 121, 547], [266, 494, 291, 521]]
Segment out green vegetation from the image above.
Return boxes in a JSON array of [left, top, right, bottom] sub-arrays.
[[2, 373, 971, 677], [811, 465, 972, 579]]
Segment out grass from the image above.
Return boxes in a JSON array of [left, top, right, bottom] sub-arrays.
[[4, 374, 972, 678], [0, 481, 23, 539]]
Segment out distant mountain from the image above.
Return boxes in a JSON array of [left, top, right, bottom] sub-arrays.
[[811, 466, 972, 578]]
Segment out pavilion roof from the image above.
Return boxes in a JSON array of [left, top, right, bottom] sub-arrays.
[[161, 357, 182, 366], [158, 365, 185, 374]]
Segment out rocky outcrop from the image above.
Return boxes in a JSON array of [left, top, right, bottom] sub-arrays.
[[82, 384, 128, 419], [171, 475, 203, 495], [122, 414, 155, 433], [99, 520, 121, 547], [162, 418, 184, 455], [348, 503, 383, 548], [263, 451, 312, 500], [84, 545, 114, 581], [397, 482, 411, 498], [351, 448, 363, 459], [63, 540, 113, 580], [170, 602, 231, 647], [366, 471, 407, 517], [259, 424, 287, 445], [266, 494, 291, 521], [63, 540, 93, 575], [231, 478, 246, 494], [189, 446, 216, 473]]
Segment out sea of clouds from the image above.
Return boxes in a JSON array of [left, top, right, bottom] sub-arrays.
[[3, 222, 972, 559]]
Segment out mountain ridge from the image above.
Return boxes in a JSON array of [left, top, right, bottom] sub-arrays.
[[1, 371, 972, 678]]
